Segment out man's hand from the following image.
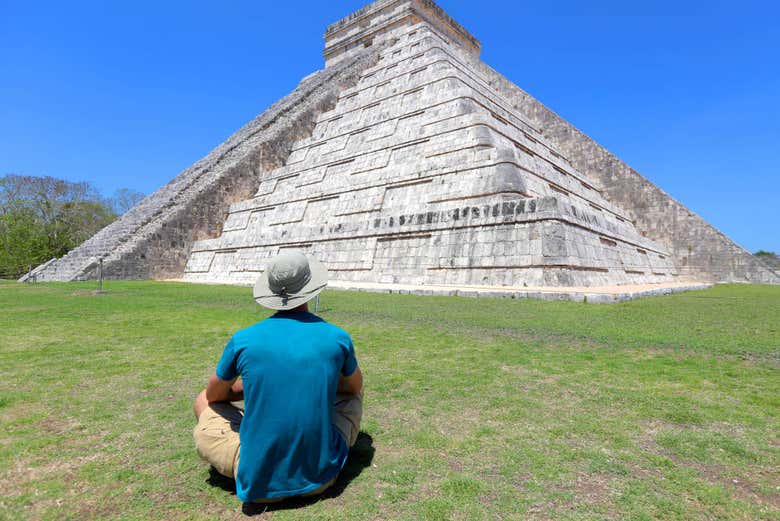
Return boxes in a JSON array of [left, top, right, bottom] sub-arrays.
[[205, 373, 244, 403], [337, 366, 363, 395]]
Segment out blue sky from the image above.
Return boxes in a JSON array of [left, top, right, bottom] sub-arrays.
[[1, 0, 778, 253]]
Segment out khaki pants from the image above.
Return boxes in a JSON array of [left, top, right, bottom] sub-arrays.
[[193, 392, 363, 502]]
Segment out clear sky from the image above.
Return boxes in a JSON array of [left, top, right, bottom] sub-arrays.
[[1, 0, 778, 253]]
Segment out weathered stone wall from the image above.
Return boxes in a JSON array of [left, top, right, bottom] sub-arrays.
[[471, 60, 779, 284], [324, 0, 480, 67], [183, 24, 677, 288], [33, 47, 381, 281], [32, 0, 777, 287]]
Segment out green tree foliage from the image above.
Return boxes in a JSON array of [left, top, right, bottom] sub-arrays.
[[0, 206, 50, 276], [754, 250, 780, 270], [0, 175, 119, 279]]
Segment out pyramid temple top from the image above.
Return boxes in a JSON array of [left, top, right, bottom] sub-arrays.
[[324, 0, 481, 66]]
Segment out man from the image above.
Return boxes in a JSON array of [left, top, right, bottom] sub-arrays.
[[192, 251, 363, 503]]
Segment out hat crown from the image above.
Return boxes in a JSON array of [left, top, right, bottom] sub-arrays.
[[267, 252, 312, 295], [253, 250, 327, 310]]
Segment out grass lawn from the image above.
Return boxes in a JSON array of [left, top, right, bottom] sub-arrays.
[[0, 280, 778, 520]]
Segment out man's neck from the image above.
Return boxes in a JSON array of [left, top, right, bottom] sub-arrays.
[[289, 303, 309, 313]]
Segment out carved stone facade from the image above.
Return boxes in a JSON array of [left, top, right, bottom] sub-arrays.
[[30, 0, 779, 288]]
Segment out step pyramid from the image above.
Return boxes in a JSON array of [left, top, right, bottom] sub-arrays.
[[29, 0, 779, 289], [182, 0, 676, 288]]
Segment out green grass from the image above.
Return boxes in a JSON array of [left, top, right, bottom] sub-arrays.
[[0, 280, 778, 520]]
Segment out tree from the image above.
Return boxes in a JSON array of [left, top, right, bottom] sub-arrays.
[[754, 250, 780, 271], [0, 206, 50, 278], [0, 174, 118, 278], [110, 188, 145, 215]]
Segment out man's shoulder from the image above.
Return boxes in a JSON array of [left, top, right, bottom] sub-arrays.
[[312, 316, 351, 340], [228, 321, 267, 344], [230, 314, 351, 339], [295, 314, 353, 346], [325, 324, 352, 346]]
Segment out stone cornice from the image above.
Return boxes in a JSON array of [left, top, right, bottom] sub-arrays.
[[324, 0, 480, 66]]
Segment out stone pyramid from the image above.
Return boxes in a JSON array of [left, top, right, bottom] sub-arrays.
[[29, 0, 779, 292]]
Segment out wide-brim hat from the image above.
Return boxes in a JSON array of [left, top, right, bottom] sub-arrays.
[[253, 250, 328, 310]]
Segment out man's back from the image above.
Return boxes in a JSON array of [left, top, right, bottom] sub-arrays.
[[215, 310, 357, 502], [193, 251, 363, 506]]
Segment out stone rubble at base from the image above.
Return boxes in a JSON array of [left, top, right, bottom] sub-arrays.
[[26, 0, 780, 297]]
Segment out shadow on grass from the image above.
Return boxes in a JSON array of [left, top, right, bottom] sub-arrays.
[[205, 431, 375, 515]]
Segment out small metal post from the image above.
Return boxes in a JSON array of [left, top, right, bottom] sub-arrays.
[[314, 294, 319, 313], [97, 259, 104, 293], [27, 264, 32, 283]]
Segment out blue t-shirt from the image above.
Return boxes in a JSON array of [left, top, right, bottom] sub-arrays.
[[215, 310, 358, 502]]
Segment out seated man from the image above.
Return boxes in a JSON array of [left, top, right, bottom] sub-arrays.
[[192, 251, 363, 503]]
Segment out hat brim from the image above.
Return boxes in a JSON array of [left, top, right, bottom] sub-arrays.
[[253, 255, 328, 310]]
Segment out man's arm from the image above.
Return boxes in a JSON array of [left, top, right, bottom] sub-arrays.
[[205, 373, 244, 403], [337, 365, 363, 395]]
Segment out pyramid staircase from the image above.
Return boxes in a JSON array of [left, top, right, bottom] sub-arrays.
[[183, 4, 677, 288], [30, 0, 778, 290]]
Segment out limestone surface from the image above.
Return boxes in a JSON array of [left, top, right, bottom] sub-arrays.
[[28, 49, 381, 282], [28, 0, 779, 290]]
